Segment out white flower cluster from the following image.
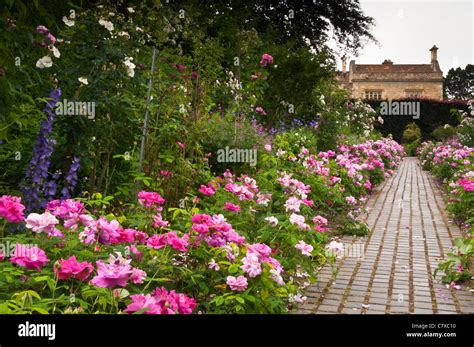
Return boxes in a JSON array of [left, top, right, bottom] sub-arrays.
[[123, 57, 136, 78]]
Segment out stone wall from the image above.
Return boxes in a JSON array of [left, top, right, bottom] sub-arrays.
[[350, 80, 443, 100]]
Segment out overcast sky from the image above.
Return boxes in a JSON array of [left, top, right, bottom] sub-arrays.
[[336, 0, 473, 75]]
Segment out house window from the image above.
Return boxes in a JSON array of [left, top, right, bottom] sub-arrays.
[[364, 90, 382, 100], [405, 90, 423, 98]]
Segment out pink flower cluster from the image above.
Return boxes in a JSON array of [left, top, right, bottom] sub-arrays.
[[456, 177, 474, 192], [289, 213, 310, 231], [277, 172, 311, 199], [295, 240, 313, 256], [153, 213, 170, 228], [25, 212, 64, 237], [240, 243, 284, 285], [124, 287, 196, 314], [255, 106, 267, 116], [259, 53, 273, 67], [313, 215, 328, 232], [138, 191, 165, 209], [90, 252, 146, 288], [54, 256, 94, 281], [10, 244, 49, 271], [0, 195, 25, 223], [430, 143, 473, 167], [199, 182, 219, 196], [79, 217, 147, 246], [47, 199, 94, 230], [36, 25, 56, 45], [224, 202, 241, 213], [226, 275, 248, 292], [191, 213, 245, 247], [147, 231, 189, 252]]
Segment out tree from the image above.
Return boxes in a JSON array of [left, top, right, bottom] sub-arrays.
[[444, 64, 474, 100], [169, 0, 375, 54]]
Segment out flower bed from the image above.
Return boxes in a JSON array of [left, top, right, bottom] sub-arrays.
[[418, 140, 473, 287], [0, 138, 404, 314]]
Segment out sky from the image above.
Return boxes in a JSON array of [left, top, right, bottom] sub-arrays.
[[335, 0, 473, 75]]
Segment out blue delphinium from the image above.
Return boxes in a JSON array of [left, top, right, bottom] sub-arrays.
[[61, 156, 80, 199], [22, 89, 61, 211]]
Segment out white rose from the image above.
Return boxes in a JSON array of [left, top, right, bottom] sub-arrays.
[[36, 56, 53, 69], [78, 77, 88, 85]]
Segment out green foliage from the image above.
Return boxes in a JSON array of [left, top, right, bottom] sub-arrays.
[[371, 99, 468, 143], [444, 64, 474, 100], [402, 123, 421, 156], [431, 124, 458, 141]]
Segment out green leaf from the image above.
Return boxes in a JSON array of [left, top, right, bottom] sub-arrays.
[[228, 264, 239, 274], [0, 303, 10, 314], [31, 307, 49, 314], [215, 296, 225, 306]]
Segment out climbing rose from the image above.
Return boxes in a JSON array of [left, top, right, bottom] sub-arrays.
[[0, 195, 25, 223], [36, 25, 49, 35], [265, 216, 278, 226], [138, 191, 165, 208], [54, 256, 94, 281], [240, 252, 262, 278], [199, 184, 216, 196], [166, 232, 189, 252], [146, 232, 189, 252], [255, 106, 267, 115], [208, 259, 220, 271], [259, 53, 273, 67], [247, 243, 272, 260], [10, 244, 49, 271], [153, 213, 169, 228], [90, 260, 132, 288], [226, 275, 248, 292], [345, 196, 357, 205], [295, 240, 313, 256], [312, 215, 328, 226], [224, 202, 241, 212], [146, 234, 168, 249], [124, 294, 162, 314], [130, 268, 147, 284], [25, 211, 63, 237], [124, 287, 196, 315]]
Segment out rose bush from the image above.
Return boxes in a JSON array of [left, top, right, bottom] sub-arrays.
[[418, 139, 473, 287], [0, 137, 404, 314]]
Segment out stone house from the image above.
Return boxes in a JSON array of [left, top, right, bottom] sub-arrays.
[[336, 45, 443, 100]]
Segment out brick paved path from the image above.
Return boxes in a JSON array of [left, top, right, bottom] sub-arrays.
[[296, 157, 473, 314]]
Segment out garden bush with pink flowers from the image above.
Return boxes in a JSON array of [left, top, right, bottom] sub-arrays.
[[0, 137, 404, 314], [418, 101, 474, 288], [0, 2, 408, 313]]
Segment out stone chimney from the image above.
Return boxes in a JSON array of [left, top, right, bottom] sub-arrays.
[[430, 45, 440, 72], [430, 45, 438, 62], [342, 56, 347, 73], [382, 59, 393, 65]]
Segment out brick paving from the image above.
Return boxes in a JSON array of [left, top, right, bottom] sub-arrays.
[[295, 157, 473, 314]]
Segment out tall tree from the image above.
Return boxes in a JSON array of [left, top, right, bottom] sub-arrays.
[[168, 0, 375, 54], [444, 64, 474, 100]]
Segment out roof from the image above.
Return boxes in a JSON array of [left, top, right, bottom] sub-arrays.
[[353, 64, 436, 73]]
